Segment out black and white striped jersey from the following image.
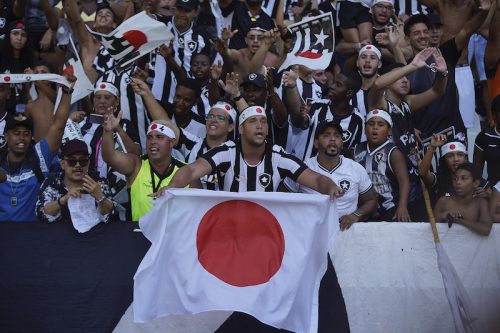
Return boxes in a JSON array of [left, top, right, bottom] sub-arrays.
[[193, 83, 210, 118], [394, 0, 428, 16], [93, 46, 115, 76], [98, 69, 150, 152], [351, 88, 369, 119], [0, 111, 6, 152], [150, 16, 207, 104], [201, 140, 307, 192], [354, 140, 399, 212], [331, 107, 365, 149]]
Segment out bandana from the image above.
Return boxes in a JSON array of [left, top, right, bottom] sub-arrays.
[[359, 45, 382, 60], [239, 106, 267, 125], [441, 142, 466, 156], [366, 109, 393, 127], [147, 122, 176, 139], [211, 102, 237, 123], [94, 82, 119, 97]]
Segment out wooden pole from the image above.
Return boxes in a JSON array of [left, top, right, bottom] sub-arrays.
[[420, 179, 440, 243]]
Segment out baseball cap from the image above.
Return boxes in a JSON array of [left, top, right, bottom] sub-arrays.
[[61, 139, 90, 157], [315, 121, 344, 139], [5, 113, 33, 132], [9, 20, 26, 33], [240, 73, 266, 88], [372, 0, 394, 7], [366, 109, 393, 127], [175, 0, 199, 11], [426, 13, 443, 27], [441, 142, 466, 156], [239, 105, 266, 125]]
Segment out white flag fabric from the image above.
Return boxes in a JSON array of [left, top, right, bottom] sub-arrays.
[[0, 73, 71, 87], [279, 13, 335, 72], [65, 36, 94, 104], [86, 11, 173, 68], [134, 189, 339, 333], [435, 242, 477, 333]]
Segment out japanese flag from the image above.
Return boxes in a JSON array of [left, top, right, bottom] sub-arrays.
[[86, 11, 173, 68], [279, 13, 335, 72], [133, 189, 339, 332]]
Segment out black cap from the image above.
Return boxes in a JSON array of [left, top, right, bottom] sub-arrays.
[[5, 113, 33, 132], [8, 20, 26, 33], [240, 73, 266, 88], [315, 121, 343, 139], [176, 0, 199, 11], [426, 13, 443, 27], [61, 139, 90, 157]]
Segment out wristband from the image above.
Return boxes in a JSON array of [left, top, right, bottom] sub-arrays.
[[438, 70, 449, 78], [352, 211, 362, 218], [233, 95, 243, 102], [96, 196, 107, 205], [60, 85, 74, 94]]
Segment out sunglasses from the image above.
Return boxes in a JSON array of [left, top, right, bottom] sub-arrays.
[[64, 158, 89, 167], [246, 35, 265, 41], [205, 114, 227, 122]]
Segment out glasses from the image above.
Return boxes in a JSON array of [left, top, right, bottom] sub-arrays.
[[64, 158, 89, 167], [246, 35, 265, 41], [206, 114, 227, 122]]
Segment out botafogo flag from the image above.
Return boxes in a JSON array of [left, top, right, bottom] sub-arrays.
[[86, 11, 173, 68], [279, 12, 335, 72], [133, 189, 339, 332]]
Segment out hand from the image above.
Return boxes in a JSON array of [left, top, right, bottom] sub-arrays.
[[339, 214, 359, 231], [24, 67, 34, 75], [432, 47, 447, 74], [219, 72, 240, 99], [39, 29, 52, 51], [299, 104, 311, 124], [477, 0, 492, 10], [209, 38, 227, 54], [130, 78, 152, 97], [61, 187, 82, 205], [473, 186, 491, 199], [61, 69, 77, 88], [374, 32, 390, 46], [221, 26, 238, 45], [414, 128, 423, 143], [282, 65, 299, 88], [82, 175, 104, 200], [263, 28, 278, 46], [132, 64, 149, 82], [411, 47, 433, 69], [328, 182, 345, 199], [393, 206, 411, 222], [387, 24, 402, 46], [69, 111, 87, 123], [210, 60, 223, 80], [430, 133, 447, 148], [159, 43, 173, 59], [103, 110, 122, 132], [149, 186, 169, 198]]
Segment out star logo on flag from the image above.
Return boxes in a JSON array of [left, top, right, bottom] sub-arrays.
[[341, 130, 352, 142], [259, 173, 271, 188], [314, 29, 328, 47], [339, 179, 351, 192]]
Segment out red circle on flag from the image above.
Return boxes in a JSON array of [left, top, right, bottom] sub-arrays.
[[197, 200, 285, 287], [4, 76, 10, 82], [450, 144, 456, 150], [123, 30, 148, 50]]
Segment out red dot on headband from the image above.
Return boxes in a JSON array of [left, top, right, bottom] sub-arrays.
[[151, 124, 157, 130], [450, 144, 456, 150], [100, 84, 106, 89], [256, 108, 263, 113], [366, 46, 371, 49], [4, 76, 10, 82], [225, 105, 231, 110], [373, 110, 379, 114]]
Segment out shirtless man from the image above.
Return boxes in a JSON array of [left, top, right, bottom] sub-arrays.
[[434, 162, 492, 236]]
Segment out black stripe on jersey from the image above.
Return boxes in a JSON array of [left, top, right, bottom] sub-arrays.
[[247, 165, 257, 191]]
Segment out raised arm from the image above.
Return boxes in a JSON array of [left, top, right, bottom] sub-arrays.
[[40, 0, 61, 32], [247, 29, 277, 74], [208, 60, 223, 105], [219, 72, 249, 112], [296, 168, 344, 199], [101, 112, 139, 179], [63, 0, 93, 49], [406, 48, 448, 111], [45, 74, 76, 154], [282, 66, 306, 128], [419, 134, 447, 187], [266, 68, 287, 127], [455, 1, 494, 51], [159, 44, 187, 81], [390, 148, 411, 221], [167, 157, 213, 189]]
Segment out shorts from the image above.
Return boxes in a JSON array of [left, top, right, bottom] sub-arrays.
[[468, 34, 487, 81], [336, 1, 372, 29]]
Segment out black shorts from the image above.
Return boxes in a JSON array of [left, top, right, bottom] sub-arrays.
[[337, 1, 372, 29]]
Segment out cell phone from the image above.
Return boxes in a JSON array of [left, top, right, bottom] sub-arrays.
[[88, 113, 104, 125]]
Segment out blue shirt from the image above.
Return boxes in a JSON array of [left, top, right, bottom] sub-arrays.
[[0, 139, 54, 222]]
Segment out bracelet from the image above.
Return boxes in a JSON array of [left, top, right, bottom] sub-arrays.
[[60, 85, 74, 94], [96, 196, 107, 205], [57, 197, 66, 207], [233, 95, 243, 102], [438, 70, 449, 78], [352, 211, 362, 218]]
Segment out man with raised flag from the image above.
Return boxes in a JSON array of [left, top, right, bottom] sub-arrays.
[[150, 105, 349, 331], [101, 115, 199, 221]]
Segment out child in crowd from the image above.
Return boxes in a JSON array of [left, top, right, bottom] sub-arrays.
[[434, 163, 492, 236], [419, 136, 489, 200], [354, 109, 411, 221]]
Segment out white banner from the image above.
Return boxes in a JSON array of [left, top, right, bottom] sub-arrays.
[[0, 73, 71, 87]]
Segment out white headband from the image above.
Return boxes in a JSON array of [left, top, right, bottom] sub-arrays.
[[94, 82, 119, 97], [239, 106, 267, 125], [211, 102, 237, 123], [441, 142, 466, 156], [372, 0, 394, 7], [359, 45, 382, 60], [366, 109, 393, 127], [147, 122, 176, 139]]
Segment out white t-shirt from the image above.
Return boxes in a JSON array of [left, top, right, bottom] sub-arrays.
[[284, 155, 373, 217]]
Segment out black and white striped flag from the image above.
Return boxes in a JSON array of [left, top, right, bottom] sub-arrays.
[[279, 13, 335, 71], [86, 12, 173, 68]]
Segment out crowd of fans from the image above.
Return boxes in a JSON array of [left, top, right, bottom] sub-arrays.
[[0, 0, 499, 236]]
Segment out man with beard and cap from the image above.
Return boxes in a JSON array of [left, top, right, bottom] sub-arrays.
[[284, 121, 378, 230], [217, 0, 275, 50], [156, 106, 347, 333], [131, 77, 236, 190], [0, 73, 74, 222], [35, 139, 114, 226]]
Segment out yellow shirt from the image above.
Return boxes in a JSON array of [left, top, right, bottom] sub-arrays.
[[130, 157, 185, 222]]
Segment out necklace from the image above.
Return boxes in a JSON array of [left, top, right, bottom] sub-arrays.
[[6, 158, 25, 206]]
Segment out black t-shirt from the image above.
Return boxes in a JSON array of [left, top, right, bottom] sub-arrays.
[[0, 0, 18, 42], [475, 127, 500, 184], [409, 38, 466, 141], [222, 0, 275, 50]]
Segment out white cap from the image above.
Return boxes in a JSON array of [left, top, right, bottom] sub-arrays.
[[358, 44, 382, 60], [441, 142, 466, 156], [239, 106, 267, 125], [94, 81, 119, 97], [210, 101, 237, 123], [366, 109, 393, 127], [147, 122, 176, 139], [372, 0, 394, 7]]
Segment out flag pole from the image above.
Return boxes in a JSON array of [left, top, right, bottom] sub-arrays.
[[421, 179, 440, 243]]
